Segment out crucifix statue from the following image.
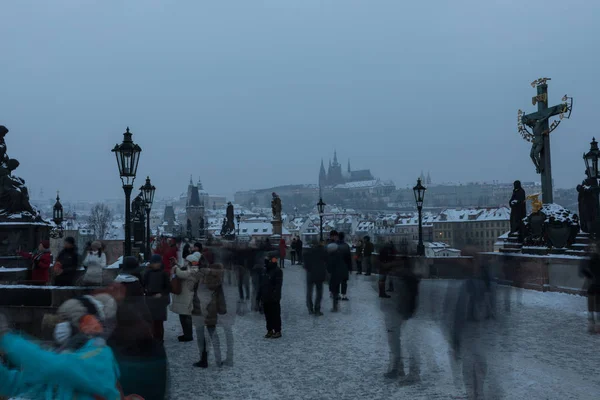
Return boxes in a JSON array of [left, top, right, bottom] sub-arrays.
[[518, 78, 573, 204]]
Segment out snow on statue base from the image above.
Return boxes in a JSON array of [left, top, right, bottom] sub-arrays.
[[0, 215, 50, 268]]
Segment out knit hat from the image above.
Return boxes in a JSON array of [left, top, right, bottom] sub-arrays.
[[64, 237, 76, 246], [194, 242, 203, 251], [121, 256, 141, 273], [186, 252, 202, 264], [57, 294, 116, 331], [41, 240, 50, 250], [91, 241, 102, 251], [150, 254, 163, 264]]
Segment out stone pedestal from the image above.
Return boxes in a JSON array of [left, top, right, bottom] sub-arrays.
[[0, 220, 50, 267], [271, 219, 282, 237]]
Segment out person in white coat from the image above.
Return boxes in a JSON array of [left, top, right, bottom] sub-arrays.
[[81, 241, 107, 286]]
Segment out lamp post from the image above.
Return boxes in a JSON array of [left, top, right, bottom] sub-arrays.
[[236, 214, 241, 236], [52, 191, 64, 238], [140, 176, 156, 261], [583, 138, 600, 237], [413, 178, 427, 256], [317, 197, 326, 242], [112, 127, 142, 257]]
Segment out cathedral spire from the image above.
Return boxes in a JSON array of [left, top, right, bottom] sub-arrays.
[[189, 174, 193, 185], [197, 176, 204, 190], [333, 150, 338, 165], [347, 158, 351, 173]]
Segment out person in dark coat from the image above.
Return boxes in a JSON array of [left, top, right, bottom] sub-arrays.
[[581, 247, 600, 334], [337, 232, 352, 301], [378, 242, 396, 298], [296, 238, 304, 264], [144, 254, 171, 342], [509, 180, 527, 236], [364, 236, 374, 276], [304, 242, 327, 316], [258, 257, 283, 338], [54, 237, 79, 286], [108, 256, 167, 400], [355, 239, 364, 275], [290, 238, 297, 265]]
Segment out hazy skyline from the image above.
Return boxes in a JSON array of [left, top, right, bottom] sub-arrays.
[[1, 0, 599, 201]]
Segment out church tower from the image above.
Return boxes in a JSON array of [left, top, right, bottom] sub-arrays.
[[319, 159, 327, 188], [186, 176, 203, 238]]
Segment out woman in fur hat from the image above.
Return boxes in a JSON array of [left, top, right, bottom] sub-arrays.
[[0, 294, 122, 399]]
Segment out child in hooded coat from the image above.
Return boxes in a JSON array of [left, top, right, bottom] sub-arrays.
[[0, 294, 121, 400]]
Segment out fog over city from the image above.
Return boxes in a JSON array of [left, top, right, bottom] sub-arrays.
[[1, 0, 599, 201]]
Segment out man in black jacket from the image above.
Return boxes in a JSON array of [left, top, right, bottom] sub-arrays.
[[304, 243, 327, 316], [259, 257, 284, 338], [54, 237, 79, 286]]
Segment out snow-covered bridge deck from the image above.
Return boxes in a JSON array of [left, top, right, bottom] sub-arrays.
[[165, 263, 600, 399]]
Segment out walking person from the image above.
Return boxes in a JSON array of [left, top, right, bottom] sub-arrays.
[[144, 254, 171, 342], [110, 256, 167, 400], [378, 242, 396, 298], [190, 259, 226, 368], [279, 238, 287, 269], [259, 257, 283, 338], [337, 232, 352, 301], [290, 237, 297, 265], [296, 237, 304, 264], [355, 239, 364, 275], [364, 236, 374, 276], [581, 245, 600, 333], [304, 242, 327, 316], [381, 256, 421, 384], [54, 236, 79, 286], [327, 231, 344, 311], [81, 241, 107, 286]]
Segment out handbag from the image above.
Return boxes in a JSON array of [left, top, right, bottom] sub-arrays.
[[170, 276, 182, 295]]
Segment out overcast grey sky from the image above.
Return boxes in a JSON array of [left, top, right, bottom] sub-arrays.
[[1, 0, 599, 201]]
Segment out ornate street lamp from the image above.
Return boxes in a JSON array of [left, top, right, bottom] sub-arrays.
[[584, 138, 600, 179], [140, 176, 156, 261], [112, 127, 142, 257], [52, 191, 64, 238], [236, 213, 243, 237], [317, 197, 326, 242], [413, 178, 427, 256]]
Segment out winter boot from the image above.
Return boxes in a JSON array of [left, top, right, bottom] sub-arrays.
[[379, 281, 391, 298], [193, 351, 209, 368], [178, 335, 193, 342], [265, 330, 274, 338], [384, 359, 405, 379]]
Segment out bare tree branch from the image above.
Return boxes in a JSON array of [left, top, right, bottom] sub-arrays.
[[88, 204, 112, 240]]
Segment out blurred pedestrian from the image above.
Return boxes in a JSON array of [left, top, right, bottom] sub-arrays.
[[259, 257, 283, 338], [171, 253, 199, 342], [355, 239, 364, 275], [581, 245, 600, 334], [337, 232, 352, 301], [144, 254, 171, 342], [305, 242, 327, 316], [364, 236, 374, 276], [296, 237, 304, 264], [54, 236, 79, 286], [291, 237, 297, 265], [0, 294, 122, 399]]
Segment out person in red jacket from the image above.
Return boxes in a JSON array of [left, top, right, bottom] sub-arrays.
[[156, 237, 178, 275], [278, 238, 286, 269], [19, 240, 52, 284]]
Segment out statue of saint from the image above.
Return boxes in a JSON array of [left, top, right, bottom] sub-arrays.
[[0, 125, 36, 217], [226, 202, 235, 233], [271, 192, 282, 220], [509, 180, 527, 234], [521, 113, 551, 174], [577, 171, 598, 234]]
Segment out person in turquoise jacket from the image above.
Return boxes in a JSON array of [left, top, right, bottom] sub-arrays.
[[0, 294, 122, 400]]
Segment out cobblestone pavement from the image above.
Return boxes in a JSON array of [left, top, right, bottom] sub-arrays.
[[165, 262, 600, 399]]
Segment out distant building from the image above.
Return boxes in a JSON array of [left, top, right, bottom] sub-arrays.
[[319, 150, 375, 188], [433, 207, 510, 252], [185, 176, 206, 238]]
